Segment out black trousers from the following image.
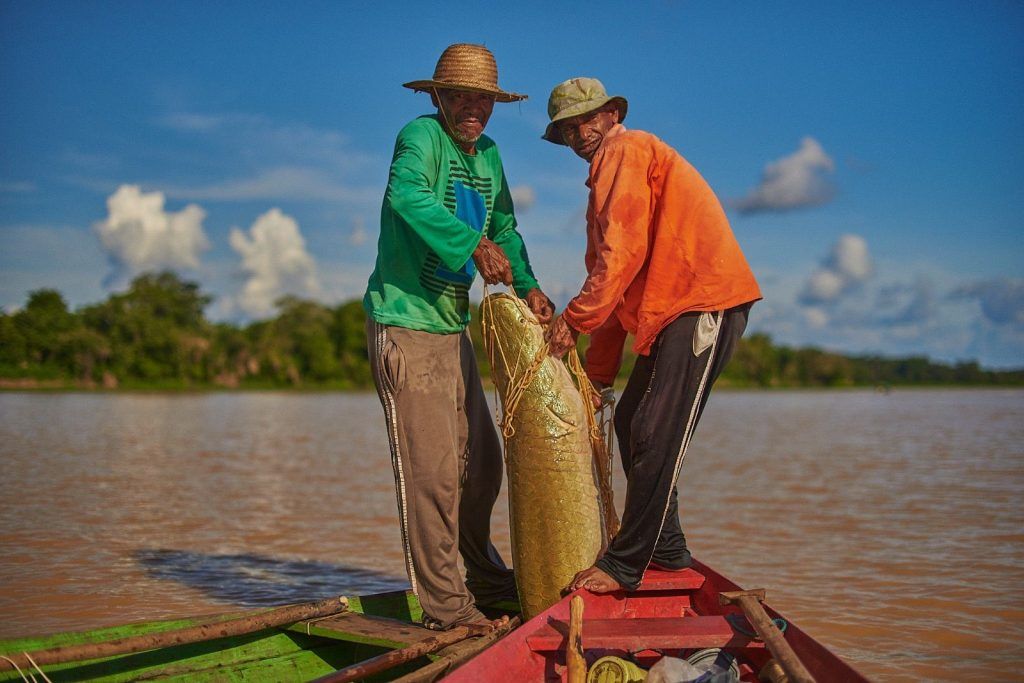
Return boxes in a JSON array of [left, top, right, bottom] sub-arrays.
[[595, 304, 751, 589]]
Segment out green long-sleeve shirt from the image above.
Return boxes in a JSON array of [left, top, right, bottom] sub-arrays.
[[363, 115, 539, 333]]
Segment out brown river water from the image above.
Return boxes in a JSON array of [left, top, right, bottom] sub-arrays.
[[1, 389, 1022, 681]]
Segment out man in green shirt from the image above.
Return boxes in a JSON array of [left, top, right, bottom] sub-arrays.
[[364, 43, 553, 630]]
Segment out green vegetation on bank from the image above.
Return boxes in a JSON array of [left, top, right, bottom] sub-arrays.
[[2, 272, 1021, 390]]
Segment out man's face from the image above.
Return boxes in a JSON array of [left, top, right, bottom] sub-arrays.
[[556, 105, 620, 161], [436, 89, 495, 146]]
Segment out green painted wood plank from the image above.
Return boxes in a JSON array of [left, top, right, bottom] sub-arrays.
[[348, 590, 423, 622], [0, 630, 328, 682], [0, 608, 265, 654], [0, 591, 430, 683]]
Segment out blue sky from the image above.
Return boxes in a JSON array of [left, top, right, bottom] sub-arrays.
[[1, 1, 1022, 367]]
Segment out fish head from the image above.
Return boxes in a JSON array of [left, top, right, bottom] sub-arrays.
[[480, 293, 545, 386]]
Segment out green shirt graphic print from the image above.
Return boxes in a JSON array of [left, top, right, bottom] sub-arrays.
[[364, 115, 539, 334]]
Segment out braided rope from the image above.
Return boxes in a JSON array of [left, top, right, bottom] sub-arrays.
[[481, 289, 618, 536], [480, 289, 547, 441], [567, 350, 620, 538]]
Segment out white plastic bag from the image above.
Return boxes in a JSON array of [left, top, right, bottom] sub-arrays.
[[646, 657, 703, 683]]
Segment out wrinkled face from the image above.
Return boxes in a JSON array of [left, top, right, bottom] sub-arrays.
[[556, 105, 620, 161], [435, 88, 495, 147]]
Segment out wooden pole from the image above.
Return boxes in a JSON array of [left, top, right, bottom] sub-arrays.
[[720, 590, 814, 683], [566, 595, 586, 683], [392, 616, 521, 683], [759, 659, 790, 683], [313, 622, 495, 683], [0, 596, 350, 673]]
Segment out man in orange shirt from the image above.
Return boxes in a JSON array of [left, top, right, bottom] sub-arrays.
[[544, 78, 762, 594]]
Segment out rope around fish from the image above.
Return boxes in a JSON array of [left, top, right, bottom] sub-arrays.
[[479, 287, 620, 537], [566, 349, 620, 538], [479, 286, 546, 440]]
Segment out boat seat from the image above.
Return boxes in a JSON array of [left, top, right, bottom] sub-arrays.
[[525, 616, 764, 652], [635, 568, 706, 592]]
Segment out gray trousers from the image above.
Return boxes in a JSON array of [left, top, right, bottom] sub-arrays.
[[366, 320, 515, 627]]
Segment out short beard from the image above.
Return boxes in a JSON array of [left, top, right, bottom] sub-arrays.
[[448, 125, 482, 146]]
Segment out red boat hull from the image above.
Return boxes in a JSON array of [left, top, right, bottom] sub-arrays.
[[446, 558, 868, 681]]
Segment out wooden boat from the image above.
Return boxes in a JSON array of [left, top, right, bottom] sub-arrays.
[[445, 558, 869, 682], [0, 558, 867, 682]]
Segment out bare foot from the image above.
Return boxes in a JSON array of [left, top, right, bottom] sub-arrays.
[[463, 614, 510, 635], [567, 565, 624, 594], [424, 613, 510, 633]]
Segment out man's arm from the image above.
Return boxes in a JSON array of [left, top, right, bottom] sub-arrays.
[[560, 142, 653, 335], [585, 314, 628, 385], [387, 123, 482, 273]]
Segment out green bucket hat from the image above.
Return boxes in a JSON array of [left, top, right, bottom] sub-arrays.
[[542, 77, 628, 145]]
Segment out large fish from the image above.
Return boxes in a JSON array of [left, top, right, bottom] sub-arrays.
[[481, 292, 608, 618]]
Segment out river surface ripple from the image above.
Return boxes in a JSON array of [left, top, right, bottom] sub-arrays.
[[1, 389, 1022, 681]]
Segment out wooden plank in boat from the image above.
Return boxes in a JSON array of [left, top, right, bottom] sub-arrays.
[[635, 568, 706, 592], [289, 612, 433, 649], [525, 616, 764, 652]]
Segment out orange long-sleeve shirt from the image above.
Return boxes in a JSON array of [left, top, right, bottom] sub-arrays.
[[561, 125, 761, 384]]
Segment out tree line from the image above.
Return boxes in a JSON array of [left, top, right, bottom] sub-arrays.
[[2, 272, 1021, 389]]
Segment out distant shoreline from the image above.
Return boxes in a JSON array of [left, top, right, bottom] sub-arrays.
[[5, 273, 1022, 392], [3, 378, 1021, 393]]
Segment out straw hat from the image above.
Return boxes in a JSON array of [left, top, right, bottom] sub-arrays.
[[404, 43, 526, 103], [542, 77, 628, 145]]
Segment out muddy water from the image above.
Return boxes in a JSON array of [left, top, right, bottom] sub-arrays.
[[1, 389, 1022, 681]]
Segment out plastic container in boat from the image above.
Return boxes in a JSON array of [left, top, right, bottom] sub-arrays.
[[587, 655, 648, 683]]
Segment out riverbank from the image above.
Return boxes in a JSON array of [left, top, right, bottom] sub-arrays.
[[5, 274, 1023, 393], [4, 376, 1023, 392]]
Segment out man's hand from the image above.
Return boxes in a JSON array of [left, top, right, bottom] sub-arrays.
[[524, 288, 554, 325], [472, 237, 513, 286], [590, 380, 612, 410], [545, 314, 579, 358]]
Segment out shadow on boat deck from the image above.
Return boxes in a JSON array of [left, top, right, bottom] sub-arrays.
[[135, 549, 410, 607]]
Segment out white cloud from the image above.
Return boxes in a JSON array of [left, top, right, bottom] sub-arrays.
[[159, 112, 224, 132], [229, 208, 320, 318], [316, 264, 375, 305], [735, 137, 835, 213], [152, 111, 383, 207], [348, 216, 369, 247], [158, 111, 374, 168], [877, 278, 936, 325], [828, 233, 872, 281], [94, 184, 209, 287], [803, 307, 830, 329], [799, 234, 872, 304], [162, 167, 379, 204], [510, 185, 536, 213], [747, 255, 1024, 368], [951, 278, 1024, 327], [803, 269, 845, 303], [0, 181, 36, 193]]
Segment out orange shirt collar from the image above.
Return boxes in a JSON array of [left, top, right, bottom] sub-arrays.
[[585, 124, 628, 187], [604, 123, 627, 141]]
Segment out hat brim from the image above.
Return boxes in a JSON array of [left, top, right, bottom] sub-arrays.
[[542, 96, 628, 145], [403, 80, 526, 103]]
